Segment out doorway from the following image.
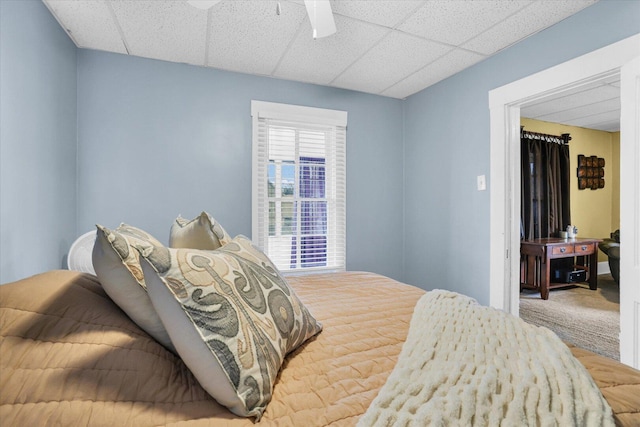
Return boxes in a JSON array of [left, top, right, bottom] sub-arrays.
[[517, 116, 621, 360], [488, 34, 640, 368]]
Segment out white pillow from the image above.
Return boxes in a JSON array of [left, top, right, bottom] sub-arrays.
[[92, 224, 175, 353], [169, 211, 231, 250], [138, 235, 323, 419]]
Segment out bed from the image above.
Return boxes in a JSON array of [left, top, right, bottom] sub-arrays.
[[1, 269, 639, 426]]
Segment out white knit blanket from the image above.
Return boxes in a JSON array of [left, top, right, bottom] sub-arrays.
[[358, 290, 614, 427]]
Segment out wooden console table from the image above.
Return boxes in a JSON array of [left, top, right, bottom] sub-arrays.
[[520, 237, 601, 300]]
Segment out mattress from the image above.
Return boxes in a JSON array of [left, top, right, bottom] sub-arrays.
[[1, 270, 638, 426]]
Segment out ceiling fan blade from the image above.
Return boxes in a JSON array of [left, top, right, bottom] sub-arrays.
[[303, 0, 336, 39], [186, 0, 222, 10]]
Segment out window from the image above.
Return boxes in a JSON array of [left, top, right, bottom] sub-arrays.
[[252, 101, 347, 273]]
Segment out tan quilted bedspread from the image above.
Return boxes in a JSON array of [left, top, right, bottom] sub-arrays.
[[1, 270, 639, 426]]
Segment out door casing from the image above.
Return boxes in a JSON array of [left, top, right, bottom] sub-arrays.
[[488, 34, 640, 368]]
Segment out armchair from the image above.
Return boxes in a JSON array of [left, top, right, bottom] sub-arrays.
[[598, 229, 620, 284]]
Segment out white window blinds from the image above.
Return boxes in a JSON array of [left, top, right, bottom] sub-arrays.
[[252, 101, 347, 273]]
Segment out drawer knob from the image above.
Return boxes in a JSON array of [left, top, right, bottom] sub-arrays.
[[560, 247, 566, 253], [581, 245, 587, 250]]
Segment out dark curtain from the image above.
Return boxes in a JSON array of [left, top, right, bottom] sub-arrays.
[[291, 157, 327, 268], [520, 132, 571, 240]]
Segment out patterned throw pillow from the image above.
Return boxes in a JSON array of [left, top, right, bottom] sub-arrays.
[[138, 235, 323, 419], [92, 224, 175, 352], [169, 211, 232, 250]]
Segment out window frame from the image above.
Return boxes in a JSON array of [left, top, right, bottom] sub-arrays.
[[251, 100, 347, 274]]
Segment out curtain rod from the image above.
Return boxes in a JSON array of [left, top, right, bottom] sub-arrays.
[[521, 126, 571, 145]]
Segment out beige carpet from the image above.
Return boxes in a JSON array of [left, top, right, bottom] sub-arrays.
[[519, 274, 619, 360]]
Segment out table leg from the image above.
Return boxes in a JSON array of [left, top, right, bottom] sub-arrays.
[[541, 256, 550, 300], [589, 251, 598, 290]]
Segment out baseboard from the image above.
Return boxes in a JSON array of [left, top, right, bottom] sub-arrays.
[[598, 261, 611, 275]]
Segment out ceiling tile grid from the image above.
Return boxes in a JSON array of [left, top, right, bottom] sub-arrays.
[[522, 84, 619, 117], [272, 14, 389, 85], [382, 48, 485, 99], [462, 0, 597, 55], [331, 31, 452, 94], [44, 0, 127, 54], [110, 0, 208, 66], [399, 0, 533, 48], [330, 0, 425, 29], [207, 0, 308, 75], [535, 97, 621, 123], [567, 110, 621, 130], [41, 0, 615, 131], [521, 75, 620, 131]]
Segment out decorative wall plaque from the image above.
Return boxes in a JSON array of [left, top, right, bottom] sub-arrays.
[[577, 154, 605, 190]]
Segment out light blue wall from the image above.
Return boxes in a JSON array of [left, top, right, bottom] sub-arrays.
[[3, 0, 638, 293], [402, 0, 640, 304], [76, 51, 405, 280], [0, 0, 77, 284]]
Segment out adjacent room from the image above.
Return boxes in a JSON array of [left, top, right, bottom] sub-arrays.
[[1, 0, 639, 425], [518, 106, 621, 360]]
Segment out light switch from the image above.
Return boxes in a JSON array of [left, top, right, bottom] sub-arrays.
[[477, 175, 486, 191]]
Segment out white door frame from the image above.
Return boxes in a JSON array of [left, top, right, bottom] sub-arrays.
[[488, 34, 640, 368], [619, 55, 640, 369]]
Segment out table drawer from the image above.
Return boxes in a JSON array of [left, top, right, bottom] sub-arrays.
[[574, 242, 595, 255], [551, 245, 574, 255]]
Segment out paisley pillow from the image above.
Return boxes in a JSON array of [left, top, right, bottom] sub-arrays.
[[169, 211, 232, 250], [138, 235, 323, 419], [92, 224, 175, 352]]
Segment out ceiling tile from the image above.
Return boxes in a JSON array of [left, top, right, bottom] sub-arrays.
[[331, 0, 426, 29], [522, 84, 620, 117], [592, 121, 620, 132], [42, 0, 604, 101], [382, 48, 485, 99], [332, 31, 452, 95], [399, 0, 532, 47], [110, 1, 208, 66], [565, 109, 621, 129], [535, 98, 620, 123], [462, 0, 597, 55], [207, 1, 308, 75], [273, 14, 388, 86], [540, 79, 619, 104], [43, 0, 126, 53]]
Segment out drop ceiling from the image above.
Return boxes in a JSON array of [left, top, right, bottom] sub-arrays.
[[42, 0, 618, 131], [521, 74, 621, 132]]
